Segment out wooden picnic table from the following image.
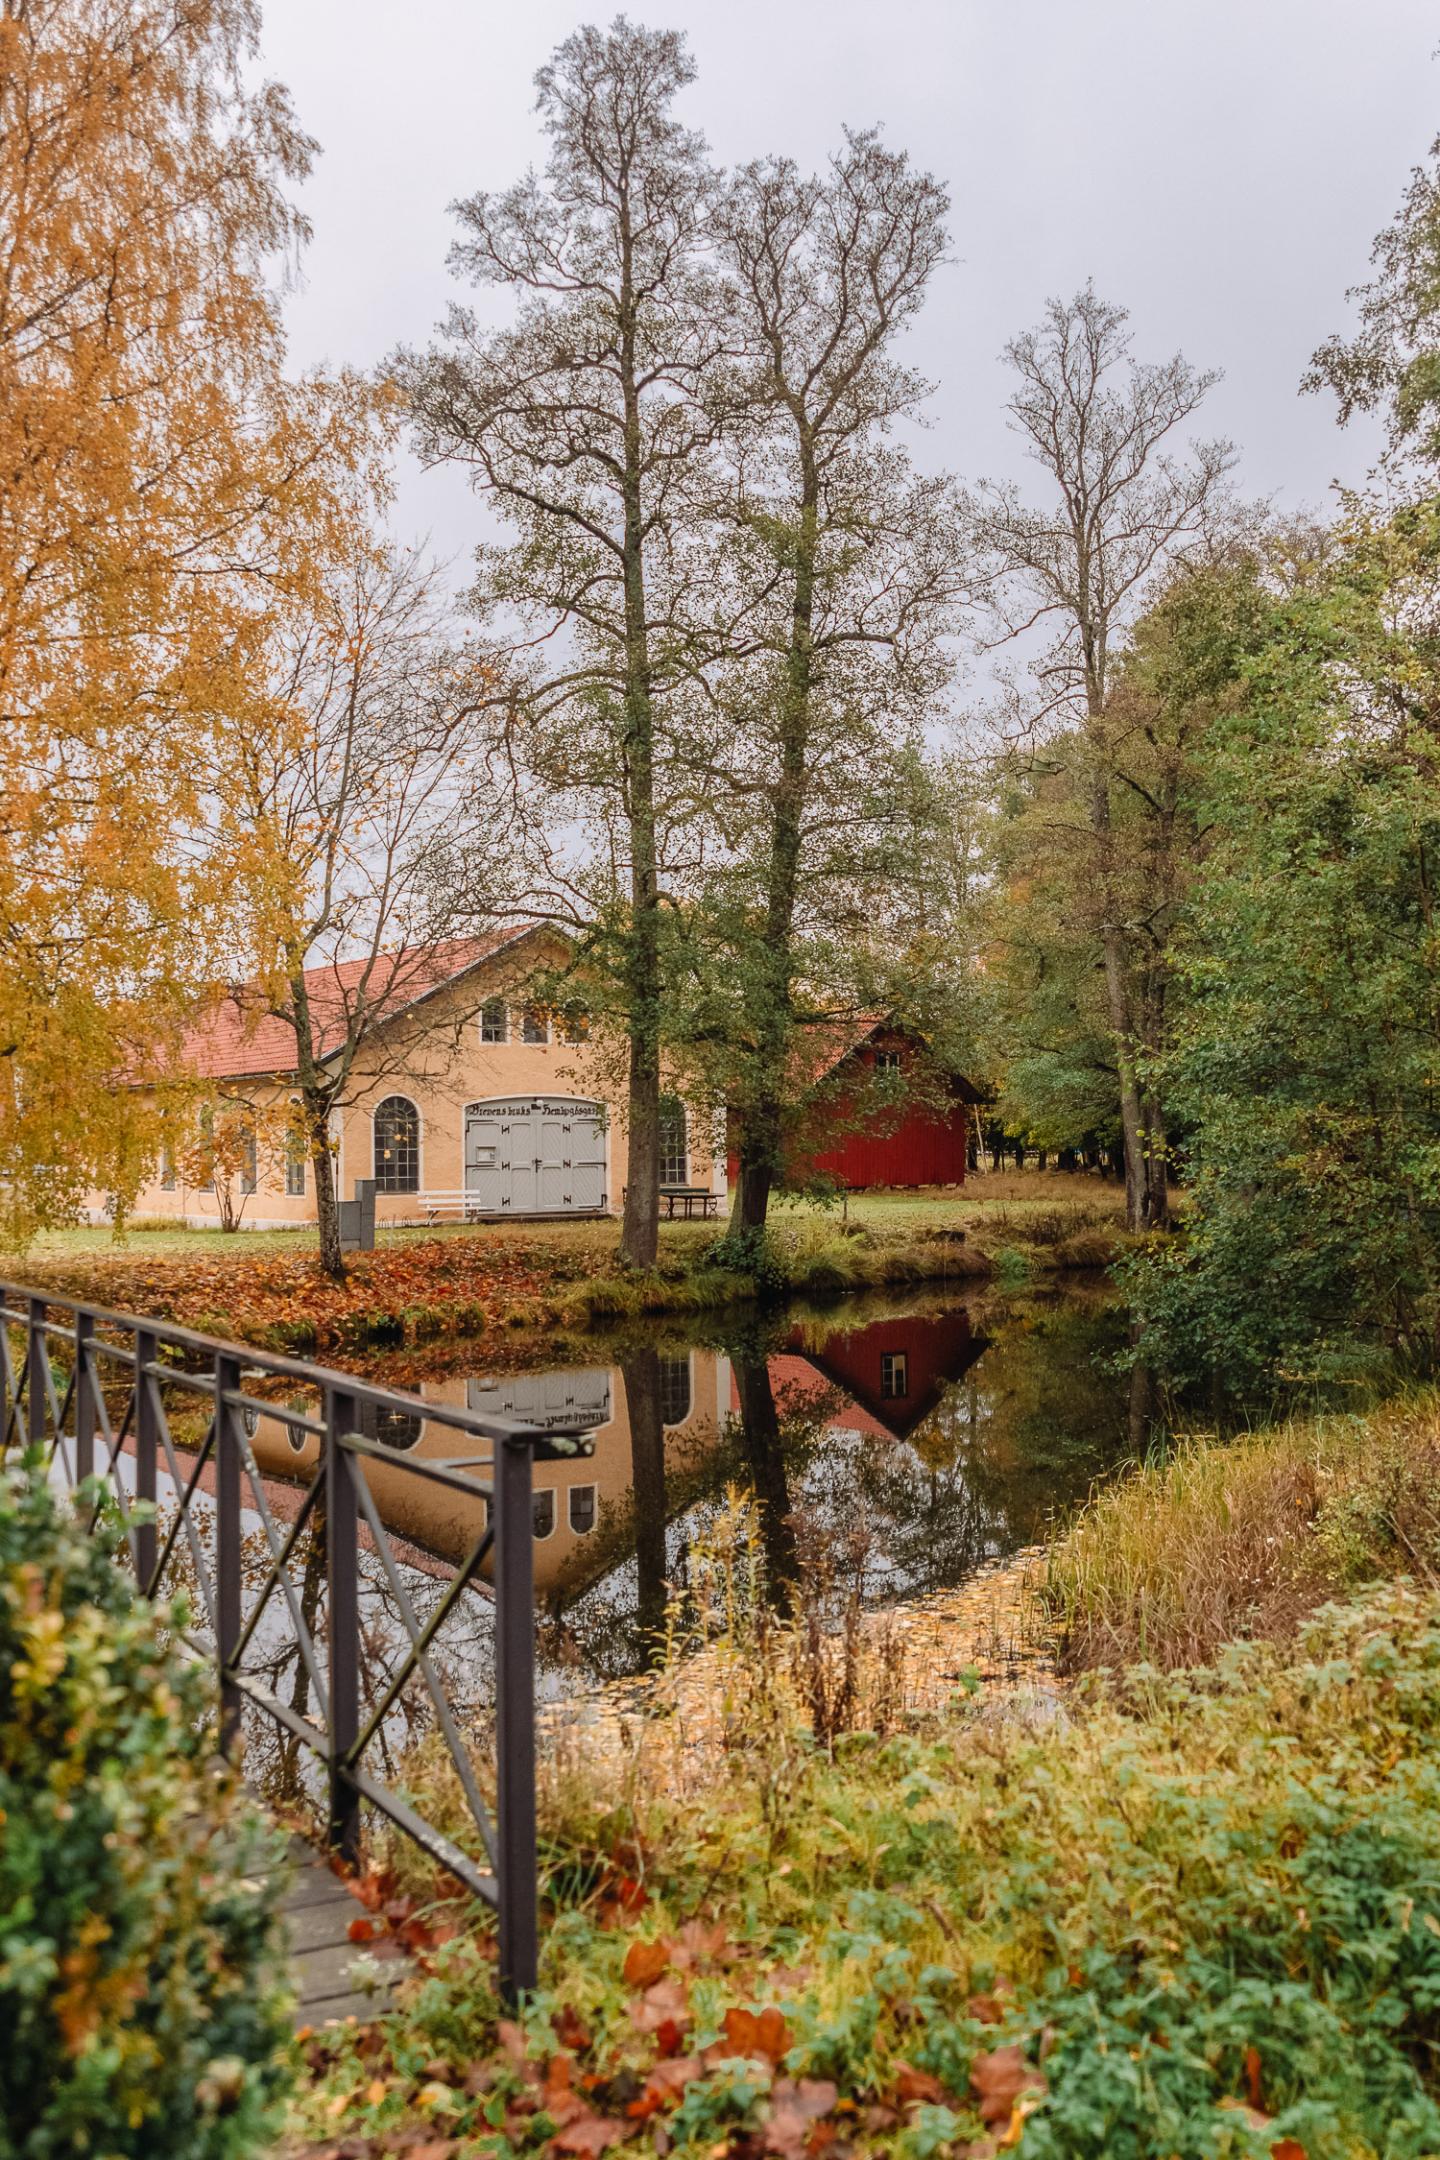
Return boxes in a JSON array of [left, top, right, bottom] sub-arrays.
[[659, 1187, 720, 1220]]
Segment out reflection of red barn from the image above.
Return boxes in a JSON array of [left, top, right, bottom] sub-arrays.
[[728, 1018, 979, 1192], [730, 1306, 986, 1442]]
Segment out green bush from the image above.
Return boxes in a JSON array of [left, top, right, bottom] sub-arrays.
[[0, 1459, 291, 2159], [296, 1575, 1440, 2158]]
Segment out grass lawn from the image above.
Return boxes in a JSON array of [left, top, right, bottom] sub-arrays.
[[4, 1171, 1123, 1269]]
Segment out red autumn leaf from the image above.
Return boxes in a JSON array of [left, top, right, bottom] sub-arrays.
[[346, 1916, 376, 1943], [552, 2004, 592, 2054], [1244, 2045, 1264, 2111], [652, 2015, 687, 2057], [629, 1978, 691, 2037], [629, 2055, 706, 2117], [549, 2113, 629, 2156], [722, 2006, 792, 2065], [623, 1937, 672, 1987], [1271, 2144, 1307, 2160], [763, 2077, 839, 2159], [970, 2045, 1048, 2128], [497, 2019, 534, 2071], [672, 1918, 731, 1968], [893, 2061, 945, 2105]]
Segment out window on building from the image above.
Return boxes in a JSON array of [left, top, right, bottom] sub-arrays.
[[658, 1354, 691, 1428], [373, 1096, 420, 1192], [374, 1405, 423, 1451], [875, 1049, 902, 1073], [568, 1484, 597, 1535], [533, 1489, 556, 1539], [880, 1350, 909, 1400], [481, 998, 507, 1044], [159, 1137, 176, 1192], [658, 1096, 688, 1187], [239, 1117, 257, 1193], [521, 1005, 548, 1044], [561, 1010, 590, 1044], [285, 1115, 306, 1198]]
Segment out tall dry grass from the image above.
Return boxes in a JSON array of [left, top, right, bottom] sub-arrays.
[[1044, 1390, 1440, 1672]]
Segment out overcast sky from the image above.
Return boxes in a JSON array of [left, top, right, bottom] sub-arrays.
[[261, 0, 1437, 570]]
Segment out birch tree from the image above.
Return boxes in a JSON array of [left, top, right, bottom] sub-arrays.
[[218, 548, 499, 1278], [0, 0, 371, 1238], [395, 20, 723, 1268], [965, 286, 1234, 1229]]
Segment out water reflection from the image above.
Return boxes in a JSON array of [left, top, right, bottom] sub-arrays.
[[243, 1285, 1134, 1686]]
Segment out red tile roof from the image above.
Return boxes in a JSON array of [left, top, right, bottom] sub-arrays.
[[182, 926, 542, 1080]]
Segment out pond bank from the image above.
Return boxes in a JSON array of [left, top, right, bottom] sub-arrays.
[[287, 1388, 1440, 2159], [7, 1184, 1128, 1354]]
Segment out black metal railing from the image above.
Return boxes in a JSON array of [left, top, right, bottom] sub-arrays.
[[0, 1280, 585, 1998]]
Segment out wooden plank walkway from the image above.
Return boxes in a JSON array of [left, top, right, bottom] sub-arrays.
[[255, 1834, 404, 2027]]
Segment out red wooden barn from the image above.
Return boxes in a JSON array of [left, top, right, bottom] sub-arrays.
[[729, 1017, 979, 1192]]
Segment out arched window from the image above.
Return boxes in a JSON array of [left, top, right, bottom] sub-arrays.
[[658, 1354, 692, 1428], [373, 1096, 419, 1192], [374, 1405, 423, 1451], [658, 1095, 688, 1187]]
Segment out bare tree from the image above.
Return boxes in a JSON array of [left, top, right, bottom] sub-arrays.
[[394, 20, 725, 1269], [218, 547, 499, 1277], [699, 130, 962, 1231], [966, 285, 1234, 1228]]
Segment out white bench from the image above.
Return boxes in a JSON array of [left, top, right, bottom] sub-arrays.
[[413, 1191, 486, 1224]]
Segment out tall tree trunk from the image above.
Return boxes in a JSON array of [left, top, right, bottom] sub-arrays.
[[623, 1349, 668, 1663], [1090, 746, 1150, 1231], [309, 1099, 344, 1282], [293, 969, 345, 1281], [618, 218, 662, 1271], [728, 468, 818, 1237]]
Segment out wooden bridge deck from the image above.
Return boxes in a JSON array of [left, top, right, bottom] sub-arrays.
[[258, 1834, 404, 2027]]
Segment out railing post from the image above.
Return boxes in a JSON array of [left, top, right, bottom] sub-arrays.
[[215, 1353, 243, 1753], [27, 1297, 48, 1450], [73, 1311, 95, 1488], [495, 1432, 538, 1999], [326, 1386, 361, 1865], [134, 1328, 157, 1591]]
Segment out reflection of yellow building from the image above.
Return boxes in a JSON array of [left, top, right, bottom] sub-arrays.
[[250, 1352, 731, 1593]]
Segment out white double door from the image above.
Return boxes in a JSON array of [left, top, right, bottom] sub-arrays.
[[463, 1096, 607, 1215]]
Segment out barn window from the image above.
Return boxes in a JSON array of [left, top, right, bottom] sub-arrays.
[[658, 1354, 691, 1428], [521, 1006, 549, 1044], [373, 1096, 420, 1192], [875, 1049, 902, 1073], [481, 998, 507, 1044], [880, 1351, 909, 1400], [568, 1484, 597, 1535], [658, 1096, 688, 1187], [533, 1490, 556, 1539]]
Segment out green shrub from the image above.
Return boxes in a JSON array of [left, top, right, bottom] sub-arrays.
[[296, 1576, 1440, 2157], [0, 1459, 291, 2159]]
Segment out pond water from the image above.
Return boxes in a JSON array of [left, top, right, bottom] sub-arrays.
[[247, 1279, 1140, 1688]]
